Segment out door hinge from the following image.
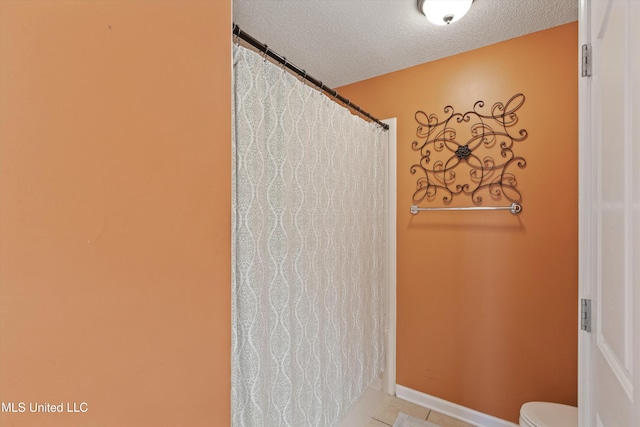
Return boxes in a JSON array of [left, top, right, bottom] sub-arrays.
[[581, 298, 592, 332], [582, 44, 592, 77]]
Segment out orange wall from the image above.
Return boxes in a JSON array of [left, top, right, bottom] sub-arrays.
[[0, 1, 231, 426], [339, 23, 578, 423]]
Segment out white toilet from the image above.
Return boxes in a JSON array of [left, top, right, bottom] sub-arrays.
[[519, 402, 578, 427]]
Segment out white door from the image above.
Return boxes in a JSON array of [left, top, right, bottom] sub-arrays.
[[579, 0, 640, 426]]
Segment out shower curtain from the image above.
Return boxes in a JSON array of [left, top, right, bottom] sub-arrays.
[[231, 44, 386, 427]]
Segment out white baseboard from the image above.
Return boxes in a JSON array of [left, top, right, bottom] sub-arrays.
[[395, 385, 519, 427]]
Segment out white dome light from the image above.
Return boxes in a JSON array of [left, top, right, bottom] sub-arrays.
[[418, 0, 473, 25]]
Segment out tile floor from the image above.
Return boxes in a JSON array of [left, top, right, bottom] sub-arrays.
[[365, 395, 477, 427]]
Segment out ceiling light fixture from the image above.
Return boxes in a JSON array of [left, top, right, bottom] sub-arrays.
[[418, 0, 473, 25]]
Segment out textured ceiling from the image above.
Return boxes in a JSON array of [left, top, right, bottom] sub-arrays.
[[233, 0, 578, 88]]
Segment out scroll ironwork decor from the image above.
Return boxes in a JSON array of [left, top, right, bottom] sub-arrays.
[[410, 93, 528, 214]]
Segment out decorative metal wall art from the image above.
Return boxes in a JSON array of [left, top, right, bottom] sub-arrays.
[[410, 93, 528, 215]]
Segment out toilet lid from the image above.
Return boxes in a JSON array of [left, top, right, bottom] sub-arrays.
[[520, 402, 578, 427]]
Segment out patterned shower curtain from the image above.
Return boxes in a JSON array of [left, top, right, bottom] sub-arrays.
[[231, 44, 386, 427]]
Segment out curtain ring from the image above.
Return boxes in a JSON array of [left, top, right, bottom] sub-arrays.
[[282, 57, 288, 71], [232, 24, 239, 44], [263, 46, 269, 62], [302, 70, 307, 82]]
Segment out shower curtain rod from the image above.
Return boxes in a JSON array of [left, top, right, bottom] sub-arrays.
[[232, 24, 389, 131]]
